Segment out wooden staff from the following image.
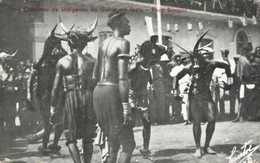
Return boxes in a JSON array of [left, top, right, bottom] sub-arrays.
[[157, 0, 162, 44]]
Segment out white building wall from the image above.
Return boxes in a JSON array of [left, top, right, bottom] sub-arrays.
[[31, 1, 260, 61]]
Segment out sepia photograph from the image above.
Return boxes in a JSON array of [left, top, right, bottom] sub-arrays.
[[0, 0, 260, 162]]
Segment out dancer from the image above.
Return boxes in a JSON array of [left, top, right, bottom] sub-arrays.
[[172, 32, 233, 157], [50, 18, 98, 163]]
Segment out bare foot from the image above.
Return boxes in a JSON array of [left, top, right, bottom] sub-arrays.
[[204, 147, 217, 155], [193, 148, 202, 158]]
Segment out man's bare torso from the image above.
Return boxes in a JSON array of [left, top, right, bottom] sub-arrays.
[[58, 52, 95, 89], [97, 37, 128, 84]]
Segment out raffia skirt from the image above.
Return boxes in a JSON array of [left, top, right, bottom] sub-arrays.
[[63, 89, 97, 141], [93, 84, 124, 141]]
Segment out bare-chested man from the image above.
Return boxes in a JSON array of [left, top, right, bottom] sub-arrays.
[[173, 47, 232, 158], [92, 12, 135, 163], [50, 19, 98, 163]]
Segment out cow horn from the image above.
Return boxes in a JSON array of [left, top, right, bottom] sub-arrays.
[[86, 17, 98, 34], [70, 24, 75, 31], [10, 49, 18, 57], [192, 30, 210, 64], [193, 30, 209, 55], [60, 22, 69, 34], [51, 23, 59, 37], [59, 14, 69, 33]]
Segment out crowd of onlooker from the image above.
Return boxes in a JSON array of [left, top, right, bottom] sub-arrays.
[[0, 59, 40, 138]]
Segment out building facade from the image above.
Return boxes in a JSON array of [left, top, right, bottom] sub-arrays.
[[1, 0, 260, 61]]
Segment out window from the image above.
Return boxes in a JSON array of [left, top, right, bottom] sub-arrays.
[[236, 31, 248, 55]]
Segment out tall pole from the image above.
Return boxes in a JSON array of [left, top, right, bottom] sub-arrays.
[[157, 0, 162, 44]]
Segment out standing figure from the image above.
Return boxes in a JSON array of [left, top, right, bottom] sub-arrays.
[[151, 62, 166, 124], [160, 54, 173, 123], [232, 43, 255, 122], [128, 37, 167, 157], [27, 24, 67, 155], [14, 61, 26, 137], [213, 49, 236, 118], [172, 31, 233, 158], [170, 53, 192, 125], [50, 18, 98, 163], [244, 45, 260, 121], [92, 12, 135, 163]]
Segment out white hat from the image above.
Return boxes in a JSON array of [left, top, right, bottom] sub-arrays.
[[160, 53, 169, 61]]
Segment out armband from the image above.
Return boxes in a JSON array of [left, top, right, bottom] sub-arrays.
[[118, 54, 131, 60]]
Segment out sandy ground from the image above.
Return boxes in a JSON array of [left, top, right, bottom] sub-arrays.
[[0, 121, 260, 163]]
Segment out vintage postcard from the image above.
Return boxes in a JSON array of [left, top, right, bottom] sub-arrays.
[[0, 0, 260, 162]]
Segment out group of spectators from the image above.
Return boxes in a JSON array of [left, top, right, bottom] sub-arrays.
[[0, 59, 38, 138]]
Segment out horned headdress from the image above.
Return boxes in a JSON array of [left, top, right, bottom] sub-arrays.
[[55, 16, 98, 47]]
